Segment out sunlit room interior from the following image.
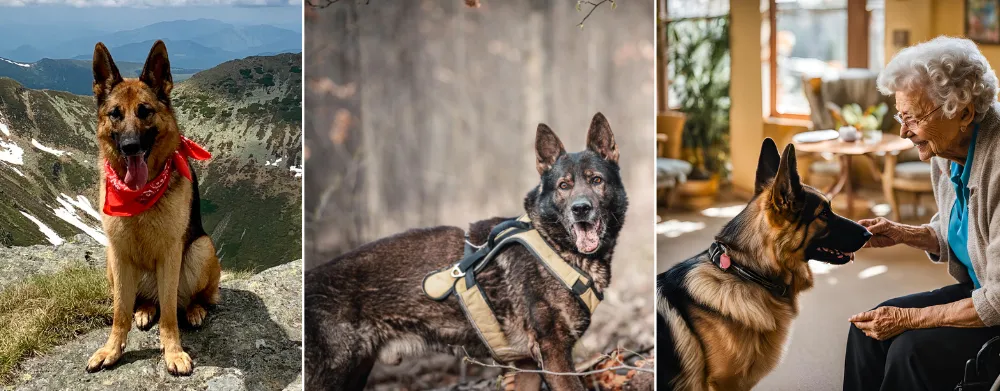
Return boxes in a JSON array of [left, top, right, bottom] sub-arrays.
[[655, 0, 990, 388]]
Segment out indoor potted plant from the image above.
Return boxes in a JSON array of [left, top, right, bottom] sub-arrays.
[[666, 14, 730, 209], [831, 102, 889, 144]]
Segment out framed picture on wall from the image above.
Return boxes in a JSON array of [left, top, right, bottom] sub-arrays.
[[967, 0, 1000, 44]]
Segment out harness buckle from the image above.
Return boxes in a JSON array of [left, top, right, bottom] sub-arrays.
[[450, 264, 466, 278]]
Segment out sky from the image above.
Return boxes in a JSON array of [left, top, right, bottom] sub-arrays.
[[0, 1, 302, 32]]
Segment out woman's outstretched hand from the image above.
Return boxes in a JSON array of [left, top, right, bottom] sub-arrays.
[[858, 217, 902, 248], [856, 217, 941, 254]]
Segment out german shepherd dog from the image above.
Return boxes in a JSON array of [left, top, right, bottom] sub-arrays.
[[86, 41, 221, 376], [656, 139, 871, 390], [305, 113, 628, 390]]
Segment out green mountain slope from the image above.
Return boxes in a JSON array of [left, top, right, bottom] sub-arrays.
[[0, 53, 302, 271]]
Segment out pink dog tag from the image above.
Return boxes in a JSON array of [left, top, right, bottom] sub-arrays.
[[720, 253, 731, 270]]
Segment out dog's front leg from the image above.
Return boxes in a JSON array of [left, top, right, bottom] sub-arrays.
[[158, 243, 192, 376], [87, 246, 139, 372], [536, 337, 585, 391]]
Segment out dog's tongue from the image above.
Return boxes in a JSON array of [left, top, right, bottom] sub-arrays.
[[573, 222, 600, 254], [123, 155, 148, 190]]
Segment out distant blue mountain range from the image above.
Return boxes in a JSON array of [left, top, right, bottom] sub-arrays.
[[0, 18, 301, 70]]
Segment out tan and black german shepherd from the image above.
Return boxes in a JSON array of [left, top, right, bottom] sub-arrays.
[[656, 139, 871, 390], [86, 41, 221, 376]]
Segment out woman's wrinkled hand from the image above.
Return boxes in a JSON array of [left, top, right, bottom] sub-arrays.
[[850, 306, 920, 341], [858, 217, 903, 248]]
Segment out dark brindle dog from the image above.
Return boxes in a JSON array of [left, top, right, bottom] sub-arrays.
[[305, 113, 628, 390], [656, 139, 871, 390]]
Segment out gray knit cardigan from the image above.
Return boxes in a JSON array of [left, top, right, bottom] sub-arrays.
[[925, 102, 1000, 326]]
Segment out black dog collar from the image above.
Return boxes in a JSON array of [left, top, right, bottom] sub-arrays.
[[708, 242, 789, 299]]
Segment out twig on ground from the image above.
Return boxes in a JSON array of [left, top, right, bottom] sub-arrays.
[[461, 355, 654, 376], [306, 0, 370, 8]]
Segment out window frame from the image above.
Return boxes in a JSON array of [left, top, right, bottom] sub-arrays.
[[767, 0, 873, 120]]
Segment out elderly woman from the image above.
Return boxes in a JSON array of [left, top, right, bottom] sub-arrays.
[[843, 36, 1000, 390]]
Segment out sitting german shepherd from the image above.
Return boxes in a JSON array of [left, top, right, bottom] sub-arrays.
[[305, 113, 628, 390], [86, 41, 221, 376], [656, 139, 871, 390]]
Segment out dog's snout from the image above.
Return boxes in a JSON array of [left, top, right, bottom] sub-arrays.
[[118, 133, 142, 156], [571, 200, 593, 218]]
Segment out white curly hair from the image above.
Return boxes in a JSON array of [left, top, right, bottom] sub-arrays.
[[877, 36, 999, 121]]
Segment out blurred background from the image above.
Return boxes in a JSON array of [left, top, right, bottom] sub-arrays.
[[305, 0, 655, 388], [656, 0, 991, 389]]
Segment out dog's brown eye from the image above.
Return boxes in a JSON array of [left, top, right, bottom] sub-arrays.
[[558, 182, 570, 190], [109, 107, 123, 120], [591, 177, 603, 185], [137, 104, 153, 119]]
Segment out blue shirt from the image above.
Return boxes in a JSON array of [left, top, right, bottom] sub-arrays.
[[949, 125, 981, 288]]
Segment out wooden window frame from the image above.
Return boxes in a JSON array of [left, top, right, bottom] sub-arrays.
[[767, 0, 870, 120]]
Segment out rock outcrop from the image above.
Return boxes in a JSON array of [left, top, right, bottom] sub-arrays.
[[3, 236, 302, 391]]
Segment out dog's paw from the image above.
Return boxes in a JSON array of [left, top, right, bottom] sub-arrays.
[[134, 303, 158, 331], [186, 305, 207, 328], [86, 345, 123, 373], [165, 350, 193, 376]]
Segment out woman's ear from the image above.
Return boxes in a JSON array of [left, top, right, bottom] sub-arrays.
[[960, 103, 976, 127]]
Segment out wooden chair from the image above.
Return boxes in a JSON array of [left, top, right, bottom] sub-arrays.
[[882, 149, 934, 221], [657, 112, 692, 210]]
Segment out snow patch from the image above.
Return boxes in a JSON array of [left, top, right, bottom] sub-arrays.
[[0, 57, 30, 68], [0, 123, 9, 137], [0, 140, 24, 165], [5, 164, 24, 177], [289, 165, 302, 178], [31, 139, 66, 156], [53, 195, 107, 246], [265, 157, 283, 167], [60, 193, 100, 220], [19, 211, 64, 246]]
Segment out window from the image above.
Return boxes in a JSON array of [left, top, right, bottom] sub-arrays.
[[659, 0, 729, 112], [764, 0, 884, 118]]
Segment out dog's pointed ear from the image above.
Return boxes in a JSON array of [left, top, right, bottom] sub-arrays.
[[586, 112, 619, 164], [92, 42, 122, 106], [771, 143, 804, 211], [140, 40, 173, 104], [754, 138, 781, 196], [536, 123, 566, 175]]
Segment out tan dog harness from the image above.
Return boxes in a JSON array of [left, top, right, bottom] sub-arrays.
[[421, 215, 603, 362]]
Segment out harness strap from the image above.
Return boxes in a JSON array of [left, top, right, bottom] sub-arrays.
[[420, 215, 602, 362], [708, 242, 789, 298]]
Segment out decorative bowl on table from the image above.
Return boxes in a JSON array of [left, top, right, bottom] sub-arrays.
[[863, 129, 883, 145], [839, 126, 859, 142]]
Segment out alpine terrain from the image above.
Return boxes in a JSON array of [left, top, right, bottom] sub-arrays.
[[0, 53, 302, 271]]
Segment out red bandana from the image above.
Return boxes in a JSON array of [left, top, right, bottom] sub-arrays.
[[103, 136, 211, 217]]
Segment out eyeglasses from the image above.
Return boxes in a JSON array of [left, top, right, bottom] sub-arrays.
[[894, 105, 942, 130]]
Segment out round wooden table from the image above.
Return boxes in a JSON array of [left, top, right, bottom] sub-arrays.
[[793, 133, 914, 217]]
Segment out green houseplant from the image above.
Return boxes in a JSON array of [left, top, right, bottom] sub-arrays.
[[664, 14, 730, 209], [666, 15, 730, 182], [834, 102, 889, 131]]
